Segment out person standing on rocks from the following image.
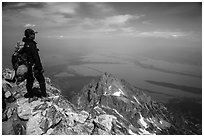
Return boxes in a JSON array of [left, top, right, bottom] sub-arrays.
[[22, 28, 47, 98]]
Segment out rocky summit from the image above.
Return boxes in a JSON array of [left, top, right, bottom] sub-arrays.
[[2, 68, 201, 135]]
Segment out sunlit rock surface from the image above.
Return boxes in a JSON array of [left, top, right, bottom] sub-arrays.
[[2, 69, 201, 135]]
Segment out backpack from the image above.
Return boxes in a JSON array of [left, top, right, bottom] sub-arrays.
[[11, 41, 28, 71]]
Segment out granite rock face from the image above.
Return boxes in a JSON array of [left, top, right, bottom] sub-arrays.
[[2, 69, 201, 135]]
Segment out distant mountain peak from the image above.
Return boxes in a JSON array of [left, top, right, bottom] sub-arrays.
[[75, 73, 174, 135]]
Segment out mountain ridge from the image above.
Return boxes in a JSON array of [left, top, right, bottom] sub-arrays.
[[2, 68, 201, 135]]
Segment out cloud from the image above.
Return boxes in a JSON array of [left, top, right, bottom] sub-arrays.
[[24, 23, 36, 27], [79, 14, 135, 28], [142, 20, 151, 25], [2, 2, 144, 38], [3, 2, 79, 26], [88, 3, 113, 13], [58, 35, 64, 39], [2, 2, 45, 10], [137, 31, 189, 38], [45, 3, 78, 15], [102, 14, 144, 26], [20, 8, 45, 18], [75, 14, 142, 35], [164, 3, 201, 17], [77, 3, 116, 19], [102, 14, 133, 25], [46, 35, 65, 39]]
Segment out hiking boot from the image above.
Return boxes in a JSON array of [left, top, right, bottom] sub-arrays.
[[28, 96, 38, 103], [24, 92, 33, 98], [41, 92, 47, 98], [39, 83, 47, 98]]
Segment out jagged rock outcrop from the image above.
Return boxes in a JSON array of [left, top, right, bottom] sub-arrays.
[[2, 69, 201, 135], [2, 69, 93, 135], [75, 73, 174, 135]]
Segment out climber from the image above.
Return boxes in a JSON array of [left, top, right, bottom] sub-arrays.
[[21, 28, 47, 98]]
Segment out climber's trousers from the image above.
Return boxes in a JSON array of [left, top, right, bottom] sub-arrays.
[[26, 66, 46, 94]]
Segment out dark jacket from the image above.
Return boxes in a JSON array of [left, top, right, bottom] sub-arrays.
[[22, 37, 43, 71]]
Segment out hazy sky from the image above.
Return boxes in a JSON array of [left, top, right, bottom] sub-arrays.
[[2, 2, 202, 67]]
